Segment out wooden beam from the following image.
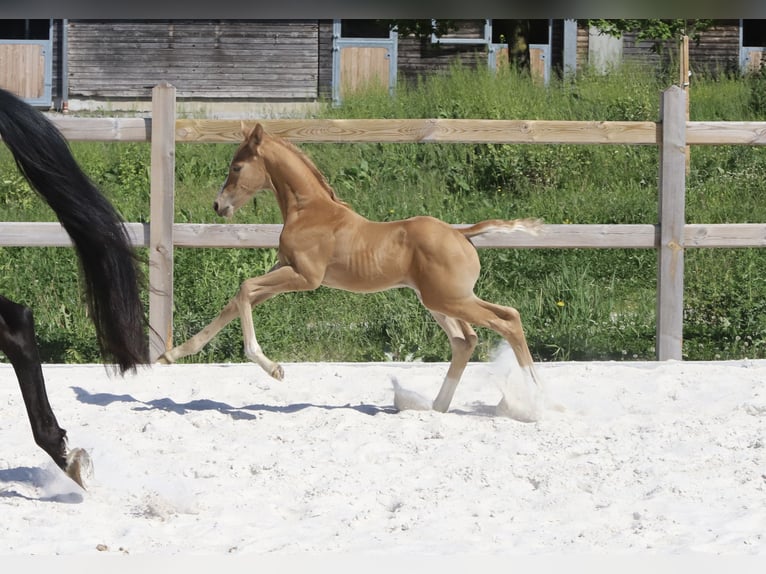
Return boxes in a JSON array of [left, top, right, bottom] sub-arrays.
[[175, 118, 660, 145], [657, 86, 687, 361], [684, 224, 766, 247], [50, 117, 151, 141], [5, 222, 766, 249], [33, 117, 766, 147], [148, 82, 176, 361], [0, 222, 147, 247], [172, 224, 283, 248], [686, 122, 766, 145]]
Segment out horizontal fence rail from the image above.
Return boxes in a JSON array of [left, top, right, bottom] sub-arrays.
[[5, 222, 766, 250], [3, 83, 766, 362], [43, 117, 766, 146]]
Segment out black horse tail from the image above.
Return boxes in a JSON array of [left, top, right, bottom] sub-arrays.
[[0, 88, 148, 373]]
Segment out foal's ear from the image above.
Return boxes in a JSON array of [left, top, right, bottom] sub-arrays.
[[253, 123, 264, 144], [241, 122, 265, 149], [240, 120, 250, 140]]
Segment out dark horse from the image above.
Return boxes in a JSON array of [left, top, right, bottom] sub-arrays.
[[0, 88, 148, 488]]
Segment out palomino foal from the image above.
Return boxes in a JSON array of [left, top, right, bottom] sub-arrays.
[[158, 123, 543, 413]]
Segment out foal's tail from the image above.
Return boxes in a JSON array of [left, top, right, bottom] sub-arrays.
[[0, 88, 148, 373], [459, 217, 543, 239]]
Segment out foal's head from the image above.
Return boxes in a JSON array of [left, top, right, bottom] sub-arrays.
[[214, 122, 273, 218]]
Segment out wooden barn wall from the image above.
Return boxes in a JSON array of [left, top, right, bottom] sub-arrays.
[[397, 21, 488, 87], [55, 19, 747, 106], [575, 19, 741, 76], [436, 19, 485, 40], [397, 38, 488, 86], [621, 33, 665, 68], [66, 20, 320, 100], [317, 19, 333, 101], [576, 21, 590, 69], [50, 19, 61, 104], [687, 20, 741, 74], [592, 20, 740, 75]]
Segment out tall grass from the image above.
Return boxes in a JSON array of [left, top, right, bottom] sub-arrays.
[[2, 63, 766, 364]]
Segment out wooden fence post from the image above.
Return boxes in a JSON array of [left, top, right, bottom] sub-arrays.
[[149, 82, 176, 360], [657, 86, 687, 360]]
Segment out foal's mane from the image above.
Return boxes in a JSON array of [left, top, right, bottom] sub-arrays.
[[271, 134, 349, 207]]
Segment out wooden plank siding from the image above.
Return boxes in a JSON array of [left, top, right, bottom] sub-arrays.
[[579, 20, 742, 76], [576, 21, 590, 69], [622, 25, 741, 74], [687, 20, 741, 74], [66, 20, 320, 100], [317, 20, 333, 101], [396, 19, 488, 86], [20, 18, 753, 111], [398, 39, 488, 86], [51, 19, 62, 104]]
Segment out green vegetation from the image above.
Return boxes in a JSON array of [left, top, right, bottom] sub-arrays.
[[2, 63, 766, 365]]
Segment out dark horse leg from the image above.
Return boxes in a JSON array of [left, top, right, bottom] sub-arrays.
[[0, 87, 146, 488], [0, 296, 72, 473]]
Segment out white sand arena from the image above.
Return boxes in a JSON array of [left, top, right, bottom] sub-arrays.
[[1, 348, 764, 556]]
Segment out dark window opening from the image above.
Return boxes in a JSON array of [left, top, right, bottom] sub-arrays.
[[341, 20, 391, 38], [491, 19, 549, 45], [742, 19, 766, 47], [0, 19, 50, 40]]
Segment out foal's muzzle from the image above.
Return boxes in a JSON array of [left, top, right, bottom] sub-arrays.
[[213, 200, 233, 218]]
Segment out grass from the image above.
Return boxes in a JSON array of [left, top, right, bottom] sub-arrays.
[[2, 62, 766, 365]]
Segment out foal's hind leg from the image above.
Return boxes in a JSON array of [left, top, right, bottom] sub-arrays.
[[0, 296, 87, 486], [457, 297, 563, 412], [429, 295, 556, 407], [428, 311, 478, 413]]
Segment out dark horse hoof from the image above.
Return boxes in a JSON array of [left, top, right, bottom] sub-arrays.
[[65, 448, 93, 489]]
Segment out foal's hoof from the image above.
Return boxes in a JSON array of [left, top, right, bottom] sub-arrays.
[[65, 447, 93, 490], [271, 364, 284, 381]]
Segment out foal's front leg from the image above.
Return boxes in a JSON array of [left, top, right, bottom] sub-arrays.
[[237, 279, 284, 380], [158, 265, 318, 380], [235, 265, 321, 379]]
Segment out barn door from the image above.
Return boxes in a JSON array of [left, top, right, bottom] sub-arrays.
[[332, 20, 397, 105], [529, 43, 550, 85], [740, 19, 766, 74], [741, 47, 763, 74], [489, 43, 510, 71], [0, 19, 53, 106], [529, 24, 553, 86]]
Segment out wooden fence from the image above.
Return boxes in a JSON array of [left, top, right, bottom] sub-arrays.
[[3, 82, 766, 362]]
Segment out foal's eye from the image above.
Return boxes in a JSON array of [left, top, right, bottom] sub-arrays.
[[231, 165, 242, 173]]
